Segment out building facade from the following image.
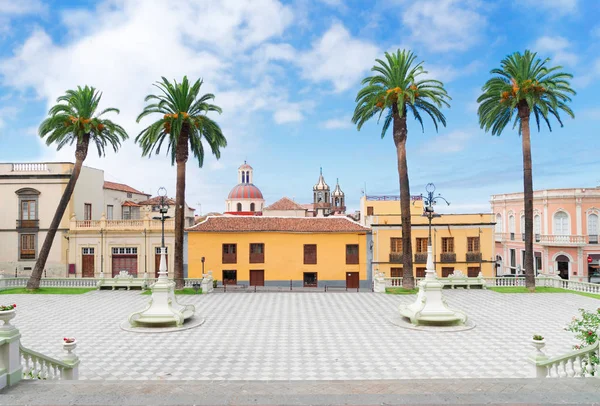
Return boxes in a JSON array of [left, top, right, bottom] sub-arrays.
[[187, 216, 370, 287], [360, 195, 495, 278], [491, 188, 600, 281]]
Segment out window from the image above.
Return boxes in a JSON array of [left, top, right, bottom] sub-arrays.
[[249, 243, 264, 263], [20, 234, 35, 260], [441, 237, 454, 253], [222, 270, 237, 285], [415, 267, 426, 278], [534, 215, 541, 241], [535, 252, 542, 273], [250, 203, 255, 212], [441, 267, 454, 277], [467, 237, 480, 252], [495, 213, 502, 233], [522, 250, 526, 269], [588, 214, 598, 243], [222, 244, 237, 264], [122, 206, 131, 220], [236, 203, 242, 212], [553, 211, 569, 235], [510, 249, 516, 268], [415, 238, 428, 253], [304, 244, 317, 264], [127, 193, 132, 198], [509, 215, 515, 239], [107, 205, 114, 220], [112, 247, 138, 255], [84, 203, 92, 220], [367, 206, 374, 216], [122, 206, 140, 220], [303, 272, 318, 287], [346, 244, 359, 264], [390, 238, 402, 253], [467, 267, 480, 277], [21, 200, 36, 220], [155, 247, 168, 254], [520, 215, 525, 240], [82, 247, 95, 255]]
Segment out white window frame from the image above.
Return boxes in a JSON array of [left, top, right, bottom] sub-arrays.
[[112, 247, 138, 255], [82, 247, 95, 255]]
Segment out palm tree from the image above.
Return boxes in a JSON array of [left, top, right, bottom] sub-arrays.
[[352, 50, 451, 289], [27, 86, 127, 290], [136, 77, 226, 290], [478, 50, 575, 291]]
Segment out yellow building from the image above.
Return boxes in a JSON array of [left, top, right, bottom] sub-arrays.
[[187, 216, 370, 288], [360, 195, 495, 278]]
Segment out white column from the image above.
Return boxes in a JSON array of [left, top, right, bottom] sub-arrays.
[[576, 198, 582, 236], [577, 247, 583, 281]]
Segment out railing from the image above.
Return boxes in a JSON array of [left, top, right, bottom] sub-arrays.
[[12, 163, 48, 172], [440, 253, 456, 263], [71, 219, 174, 230], [532, 340, 599, 378], [389, 253, 403, 263], [590, 235, 598, 244], [20, 344, 78, 380], [366, 195, 423, 201], [249, 253, 265, 264], [466, 252, 482, 262], [149, 219, 174, 229], [106, 219, 144, 229], [414, 253, 427, 263], [16, 219, 39, 229], [0, 277, 100, 291], [538, 235, 586, 245], [222, 254, 237, 264], [75, 220, 101, 228]]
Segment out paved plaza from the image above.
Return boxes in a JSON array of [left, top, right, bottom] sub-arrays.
[[5, 289, 599, 381]]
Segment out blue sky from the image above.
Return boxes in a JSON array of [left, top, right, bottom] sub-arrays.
[[0, 0, 599, 215]]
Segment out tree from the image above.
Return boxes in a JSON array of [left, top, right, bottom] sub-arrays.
[[477, 50, 575, 291], [136, 77, 226, 289], [28, 86, 127, 290], [352, 50, 450, 289]]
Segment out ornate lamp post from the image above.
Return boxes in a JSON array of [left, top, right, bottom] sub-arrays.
[[152, 187, 171, 279], [421, 183, 450, 267]]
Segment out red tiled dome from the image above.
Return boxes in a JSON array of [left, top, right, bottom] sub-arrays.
[[227, 183, 263, 199]]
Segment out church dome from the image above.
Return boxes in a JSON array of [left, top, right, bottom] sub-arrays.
[[332, 179, 344, 197], [228, 183, 264, 199], [313, 168, 330, 191]]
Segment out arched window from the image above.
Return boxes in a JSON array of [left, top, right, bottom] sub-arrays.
[[241, 172, 246, 183], [246, 171, 250, 183], [588, 213, 599, 243], [520, 215, 525, 240], [236, 203, 242, 212], [509, 215, 515, 239], [553, 211, 569, 235], [495, 214, 502, 233], [250, 203, 255, 212], [534, 215, 541, 241]]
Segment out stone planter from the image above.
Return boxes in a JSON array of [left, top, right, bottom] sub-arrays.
[[63, 340, 77, 354], [530, 338, 547, 362], [0, 309, 16, 330]]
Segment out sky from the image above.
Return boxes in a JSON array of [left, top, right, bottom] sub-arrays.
[[0, 0, 599, 215]]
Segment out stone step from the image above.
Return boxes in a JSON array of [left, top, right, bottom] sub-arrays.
[[1, 378, 600, 405]]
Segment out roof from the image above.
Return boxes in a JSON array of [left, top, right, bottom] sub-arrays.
[[227, 183, 264, 199], [187, 216, 369, 233], [121, 200, 141, 207], [300, 203, 315, 210], [138, 196, 176, 206], [264, 197, 306, 211], [103, 181, 147, 195]]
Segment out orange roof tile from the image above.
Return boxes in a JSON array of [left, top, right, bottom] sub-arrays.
[[138, 196, 176, 206], [121, 200, 141, 207], [187, 216, 369, 233], [103, 181, 147, 195], [264, 197, 306, 211]]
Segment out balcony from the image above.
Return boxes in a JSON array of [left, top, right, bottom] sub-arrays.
[[466, 252, 482, 262], [440, 252, 456, 263], [72, 218, 174, 231], [414, 253, 428, 263], [16, 219, 39, 229], [249, 253, 264, 263], [222, 253, 237, 264], [538, 235, 586, 246], [389, 252, 403, 263]]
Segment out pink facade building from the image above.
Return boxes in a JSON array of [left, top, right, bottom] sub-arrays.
[[491, 188, 600, 281]]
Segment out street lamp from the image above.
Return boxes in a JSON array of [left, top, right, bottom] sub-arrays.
[[152, 187, 171, 279], [421, 183, 450, 248]]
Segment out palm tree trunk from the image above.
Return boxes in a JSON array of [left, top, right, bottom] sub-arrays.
[[174, 123, 189, 290], [393, 105, 414, 290], [27, 136, 89, 290], [519, 103, 535, 292]]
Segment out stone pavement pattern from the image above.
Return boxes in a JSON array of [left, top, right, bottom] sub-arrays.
[[2, 379, 600, 405], [3, 290, 599, 381]]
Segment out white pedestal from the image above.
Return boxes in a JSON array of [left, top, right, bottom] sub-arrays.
[[128, 248, 195, 327], [399, 246, 467, 326]]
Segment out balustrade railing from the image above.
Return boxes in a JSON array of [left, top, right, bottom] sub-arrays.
[[531, 340, 599, 378], [71, 219, 174, 230], [538, 235, 586, 245], [12, 163, 48, 172], [466, 252, 482, 262], [414, 253, 427, 263], [389, 253, 403, 263], [440, 253, 456, 263], [20, 344, 78, 380]]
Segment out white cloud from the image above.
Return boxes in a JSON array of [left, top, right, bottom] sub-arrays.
[[580, 107, 600, 120], [0, 0, 299, 213], [0, 0, 45, 15], [532, 36, 578, 66], [521, 0, 578, 15], [297, 23, 380, 92], [418, 130, 475, 154], [274, 109, 303, 124], [572, 58, 600, 88], [321, 117, 352, 129], [402, 0, 486, 52]]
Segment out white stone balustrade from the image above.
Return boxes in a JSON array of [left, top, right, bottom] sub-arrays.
[[11, 163, 49, 172], [529, 339, 599, 378]]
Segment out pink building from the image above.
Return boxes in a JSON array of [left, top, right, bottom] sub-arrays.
[[491, 188, 600, 281]]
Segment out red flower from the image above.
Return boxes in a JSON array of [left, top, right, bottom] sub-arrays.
[[588, 331, 593, 336], [12, 304, 16, 308]]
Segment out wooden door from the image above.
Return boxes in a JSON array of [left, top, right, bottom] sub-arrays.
[[346, 272, 359, 289], [112, 255, 138, 277], [154, 254, 168, 278], [249, 270, 265, 286], [82, 253, 95, 278]]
